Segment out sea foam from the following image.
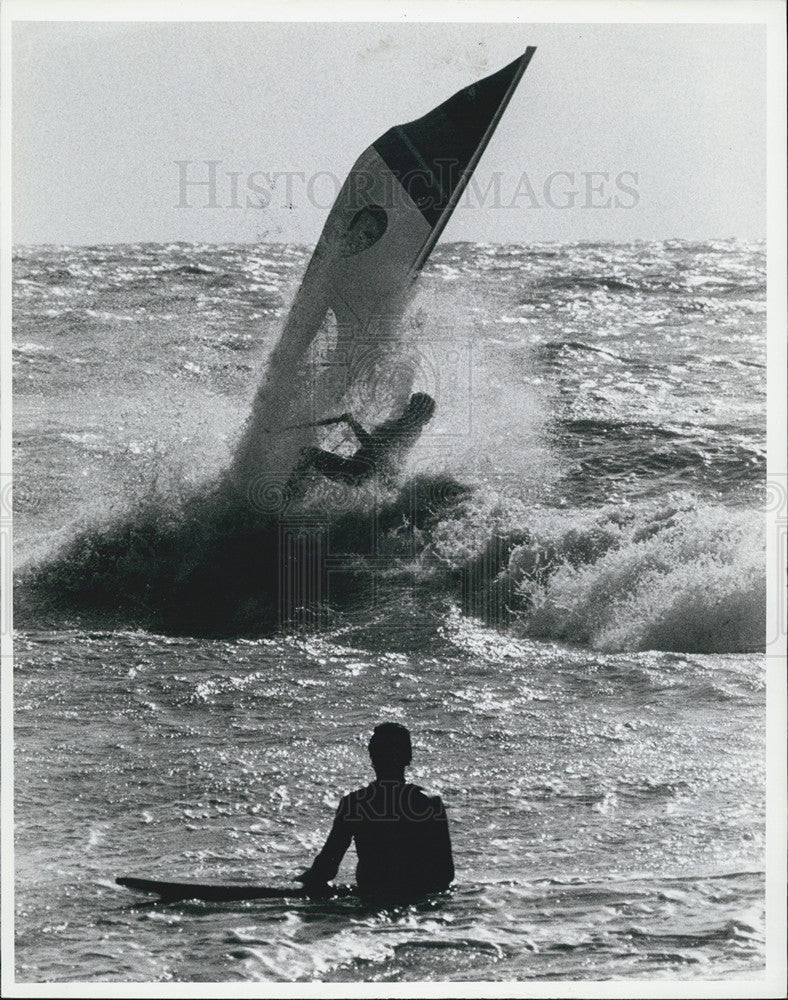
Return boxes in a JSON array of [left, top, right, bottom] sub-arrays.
[[506, 503, 765, 653]]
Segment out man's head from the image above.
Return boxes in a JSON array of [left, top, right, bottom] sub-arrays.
[[404, 393, 436, 426], [368, 722, 412, 776]]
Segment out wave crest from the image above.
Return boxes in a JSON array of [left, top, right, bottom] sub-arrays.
[[506, 504, 764, 653]]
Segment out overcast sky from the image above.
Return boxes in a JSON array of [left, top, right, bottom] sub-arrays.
[[12, 19, 767, 245]]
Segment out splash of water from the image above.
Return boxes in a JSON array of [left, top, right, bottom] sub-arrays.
[[431, 497, 765, 654]]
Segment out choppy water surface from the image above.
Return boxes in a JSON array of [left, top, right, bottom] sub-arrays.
[[13, 240, 766, 983]]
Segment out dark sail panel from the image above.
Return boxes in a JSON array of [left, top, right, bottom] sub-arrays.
[[374, 51, 535, 226]]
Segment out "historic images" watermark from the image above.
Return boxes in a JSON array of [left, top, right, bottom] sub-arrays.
[[174, 160, 641, 213]]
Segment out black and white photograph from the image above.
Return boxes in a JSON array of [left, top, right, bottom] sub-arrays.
[[1, 1, 785, 994]]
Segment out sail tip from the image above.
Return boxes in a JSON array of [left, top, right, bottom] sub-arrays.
[[496, 48, 536, 87], [517, 47, 537, 71]]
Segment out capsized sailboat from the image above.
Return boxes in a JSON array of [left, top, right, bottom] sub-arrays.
[[229, 48, 536, 494]]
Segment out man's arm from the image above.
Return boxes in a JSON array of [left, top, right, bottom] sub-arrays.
[[425, 797, 455, 890], [296, 797, 353, 889], [341, 413, 372, 448]]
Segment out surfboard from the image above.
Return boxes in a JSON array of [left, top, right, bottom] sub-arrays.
[[116, 876, 354, 902]]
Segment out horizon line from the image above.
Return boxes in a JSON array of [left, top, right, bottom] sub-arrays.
[[11, 234, 767, 251]]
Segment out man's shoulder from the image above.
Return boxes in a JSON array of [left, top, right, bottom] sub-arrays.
[[340, 783, 377, 805], [406, 782, 436, 797], [340, 782, 446, 809], [404, 783, 448, 816]]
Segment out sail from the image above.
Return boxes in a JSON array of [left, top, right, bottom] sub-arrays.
[[229, 49, 536, 491]]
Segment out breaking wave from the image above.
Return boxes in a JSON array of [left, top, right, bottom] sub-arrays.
[[432, 495, 765, 653], [17, 473, 764, 654]]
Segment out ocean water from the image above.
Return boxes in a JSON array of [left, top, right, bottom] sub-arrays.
[[12, 239, 767, 984]]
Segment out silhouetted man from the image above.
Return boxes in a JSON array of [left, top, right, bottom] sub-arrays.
[[288, 392, 436, 488], [296, 722, 454, 904]]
